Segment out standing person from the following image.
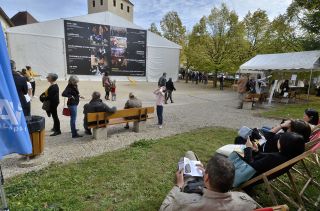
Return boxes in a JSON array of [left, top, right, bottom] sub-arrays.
[[165, 78, 176, 104], [111, 80, 116, 101], [124, 93, 142, 129], [25, 66, 39, 96], [237, 74, 248, 109], [154, 86, 166, 129], [158, 72, 167, 87], [62, 76, 84, 138], [40, 73, 61, 136], [10, 60, 28, 116], [219, 74, 224, 90], [24, 77, 33, 116], [102, 72, 111, 100], [280, 80, 289, 96]]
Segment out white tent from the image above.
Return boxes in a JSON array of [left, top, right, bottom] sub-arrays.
[[239, 51, 320, 100], [6, 11, 181, 82], [240, 51, 320, 72]]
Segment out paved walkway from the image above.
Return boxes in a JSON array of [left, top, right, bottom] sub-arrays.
[[1, 81, 278, 178]]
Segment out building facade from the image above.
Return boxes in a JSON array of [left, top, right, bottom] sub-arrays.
[[88, 0, 133, 22], [0, 7, 14, 45]]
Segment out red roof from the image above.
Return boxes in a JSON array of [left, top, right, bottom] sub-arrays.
[[11, 11, 38, 26]]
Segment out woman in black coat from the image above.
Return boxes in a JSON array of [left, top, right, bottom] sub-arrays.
[[62, 76, 84, 138], [40, 73, 61, 136], [243, 132, 305, 176]]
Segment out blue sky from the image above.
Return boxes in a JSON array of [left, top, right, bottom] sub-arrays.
[[1, 0, 292, 31]]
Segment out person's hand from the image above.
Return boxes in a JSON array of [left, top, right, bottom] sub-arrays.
[[176, 169, 184, 188], [252, 141, 259, 152], [281, 120, 291, 129], [246, 138, 253, 148]]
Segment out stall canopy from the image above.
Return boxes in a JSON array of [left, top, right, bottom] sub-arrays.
[[240, 51, 320, 72]]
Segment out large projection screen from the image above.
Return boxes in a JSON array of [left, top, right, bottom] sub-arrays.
[[64, 20, 147, 76]]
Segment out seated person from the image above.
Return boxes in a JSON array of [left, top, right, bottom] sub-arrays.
[[159, 152, 257, 211], [303, 108, 319, 127], [243, 132, 305, 177], [235, 120, 311, 153], [124, 93, 142, 129], [83, 91, 116, 135], [262, 119, 311, 152]]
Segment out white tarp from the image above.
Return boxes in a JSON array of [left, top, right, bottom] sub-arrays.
[[240, 51, 320, 72], [6, 11, 181, 82]]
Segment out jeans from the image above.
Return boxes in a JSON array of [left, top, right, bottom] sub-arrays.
[[30, 81, 36, 96], [157, 105, 163, 125], [69, 105, 78, 136], [166, 90, 173, 103]]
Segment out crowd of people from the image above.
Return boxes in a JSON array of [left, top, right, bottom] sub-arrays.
[[10, 60, 177, 138], [180, 69, 209, 85], [160, 108, 319, 210]]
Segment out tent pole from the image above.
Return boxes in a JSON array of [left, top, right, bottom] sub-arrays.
[[307, 69, 313, 101]]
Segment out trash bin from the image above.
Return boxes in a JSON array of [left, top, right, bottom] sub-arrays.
[[25, 116, 45, 157]]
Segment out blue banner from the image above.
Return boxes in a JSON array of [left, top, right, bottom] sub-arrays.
[[0, 24, 32, 159]]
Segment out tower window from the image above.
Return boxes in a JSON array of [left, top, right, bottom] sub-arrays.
[[93, 0, 95, 7], [100, 0, 103, 5], [121, 3, 123, 10], [113, 0, 116, 7], [127, 6, 130, 13]]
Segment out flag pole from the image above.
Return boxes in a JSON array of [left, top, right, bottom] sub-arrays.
[[0, 165, 9, 211]]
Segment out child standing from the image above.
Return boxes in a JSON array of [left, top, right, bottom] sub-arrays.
[[111, 80, 116, 101], [154, 86, 166, 129]]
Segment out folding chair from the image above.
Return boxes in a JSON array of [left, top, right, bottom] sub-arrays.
[[238, 142, 320, 211], [254, 204, 289, 211]]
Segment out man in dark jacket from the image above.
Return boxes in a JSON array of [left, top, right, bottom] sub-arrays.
[[11, 60, 28, 116], [158, 72, 167, 87], [83, 91, 116, 135], [165, 78, 176, 104]]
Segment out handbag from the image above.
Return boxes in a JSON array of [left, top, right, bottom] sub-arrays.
[[62, 98, 71, 116], [228, 151, 256, 187], [42, 100, 50, 111]]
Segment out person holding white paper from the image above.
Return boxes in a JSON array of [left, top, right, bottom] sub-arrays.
[[160, 153, 257, 211]]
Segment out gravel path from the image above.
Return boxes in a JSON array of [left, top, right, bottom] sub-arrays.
[[1, 81, 278, 178]]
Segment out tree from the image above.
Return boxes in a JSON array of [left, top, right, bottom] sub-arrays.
[[160, 11, 186, 45], [287, 0, 320, 50], [148, 23, 161, 36], [243, 10, 269, 55]]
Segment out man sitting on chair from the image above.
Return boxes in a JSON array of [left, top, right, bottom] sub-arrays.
[[124, 92, 142, 129], [160, 153, 257, 211], [83, 91, 116, 135]]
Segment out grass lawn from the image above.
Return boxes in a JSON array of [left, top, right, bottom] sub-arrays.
[[260, 96, 320, 120], [3, 127, 320, 210]]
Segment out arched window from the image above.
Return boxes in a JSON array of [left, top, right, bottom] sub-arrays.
[[127, 6, 130, 13], [121, 3, 123, 10], [113, 0, 116, 7], [93, 0, 96, 7]]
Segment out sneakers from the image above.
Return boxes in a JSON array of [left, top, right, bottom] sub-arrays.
[[124, 125, 130, 129], [159, 125, 163, 129], [85, 130, 92, 135]]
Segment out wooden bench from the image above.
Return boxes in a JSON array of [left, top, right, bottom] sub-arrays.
[[87, 107, 155, 140]]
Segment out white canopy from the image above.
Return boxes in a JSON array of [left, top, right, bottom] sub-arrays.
[[240, 51, 320, 73], [6, 11, 181, 82]]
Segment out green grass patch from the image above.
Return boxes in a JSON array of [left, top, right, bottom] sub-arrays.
[[260, 97, 320, 120], [4, 127, 320, 210], [4, 127, 236, 211]]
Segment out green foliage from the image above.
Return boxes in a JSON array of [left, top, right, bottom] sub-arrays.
[[148, 23, 161, 36], [160, 11, 186, 45]]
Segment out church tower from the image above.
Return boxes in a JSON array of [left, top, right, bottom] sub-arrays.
[[87, 0, 134, 22]]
